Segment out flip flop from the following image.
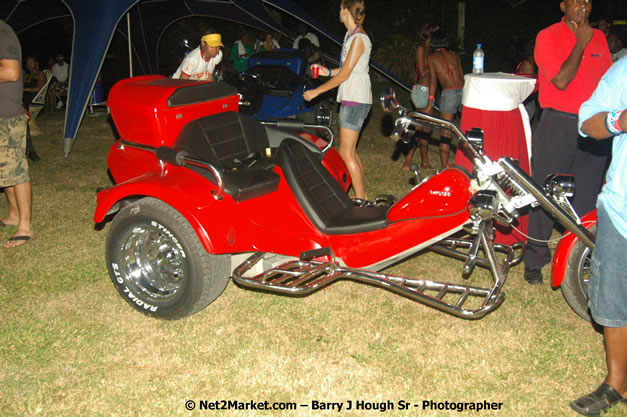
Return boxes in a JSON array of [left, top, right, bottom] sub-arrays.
[[570, 383, 626, 416], [4, 235, 32, 248], [8, 235, 31, 241]]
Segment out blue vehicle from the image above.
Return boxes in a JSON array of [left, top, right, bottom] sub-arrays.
[[226, 49, 333, 127]]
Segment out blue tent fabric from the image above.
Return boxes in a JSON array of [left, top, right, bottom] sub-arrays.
[[2, 0, 409, 156], [60, 0, 138, 155], [1, 0, 69, 33]]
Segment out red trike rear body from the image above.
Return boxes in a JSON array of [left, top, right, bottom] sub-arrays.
[[97, 75, 473, 269]]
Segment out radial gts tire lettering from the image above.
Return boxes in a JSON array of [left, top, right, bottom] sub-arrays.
[[561, 224, 596, 323], [105, 197, 230, 319]]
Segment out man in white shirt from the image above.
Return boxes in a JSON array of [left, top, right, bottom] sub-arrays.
[[292, 23, 319, 49], [173, 31, 224, 81], [51, 54, 69, 109], [51, 54, 68, 83]]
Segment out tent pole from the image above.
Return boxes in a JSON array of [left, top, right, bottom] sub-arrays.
[[127, 13, 133, 77], [457, 1, 465, 52]]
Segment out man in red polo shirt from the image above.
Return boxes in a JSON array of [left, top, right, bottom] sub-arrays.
[[523, 0, 612, 284]]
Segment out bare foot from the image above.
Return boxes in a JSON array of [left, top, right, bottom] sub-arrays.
[[0, 217, 19, 227], [420, 163, 433, 169]]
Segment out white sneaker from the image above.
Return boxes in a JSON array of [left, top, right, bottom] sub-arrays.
[[56, 100, 64, 109]]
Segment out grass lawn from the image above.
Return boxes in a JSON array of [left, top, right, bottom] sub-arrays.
[[0, 96, 623, 417]]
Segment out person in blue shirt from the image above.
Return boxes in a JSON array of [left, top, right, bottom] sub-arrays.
[[571, 57, 626, 417]]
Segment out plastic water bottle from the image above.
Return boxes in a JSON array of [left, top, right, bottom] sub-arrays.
[[473, 43, 484, 74]]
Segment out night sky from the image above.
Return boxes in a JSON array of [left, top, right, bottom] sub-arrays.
[[6, 0, 626, 87]]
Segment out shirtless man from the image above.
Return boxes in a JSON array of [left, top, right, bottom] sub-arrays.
[[403, 24, 438, 170], [427, 29, 464, 167]]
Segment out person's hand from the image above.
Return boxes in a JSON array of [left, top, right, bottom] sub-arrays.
[[303, 88, 320, 102], [572, 19, 593, 46]]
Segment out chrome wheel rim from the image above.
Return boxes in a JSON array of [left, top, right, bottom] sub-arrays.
[[576, 246, 591, 299], [119, 224, 186, 301]]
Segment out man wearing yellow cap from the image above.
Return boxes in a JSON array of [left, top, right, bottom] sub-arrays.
[[173, 30, 223, 80]]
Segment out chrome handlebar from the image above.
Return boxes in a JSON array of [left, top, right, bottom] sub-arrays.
[[381, 87, 486, 165], [261, 120, 334, 153]]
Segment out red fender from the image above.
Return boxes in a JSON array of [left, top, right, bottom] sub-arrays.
[[94, 169, 230, 254], [551, 210, 597, 288]]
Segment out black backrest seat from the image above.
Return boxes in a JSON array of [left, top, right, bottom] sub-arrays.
[[175, 111, 280, 201], [277, 139, 388, 235], [166, 81, 238, 107]]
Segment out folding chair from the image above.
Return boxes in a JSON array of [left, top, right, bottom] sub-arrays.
[[28, 69, 53, 136]]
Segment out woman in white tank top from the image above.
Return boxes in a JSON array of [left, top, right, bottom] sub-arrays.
[[303, 0, 371, 200]]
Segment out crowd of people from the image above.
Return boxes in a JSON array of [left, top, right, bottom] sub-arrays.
[[2, 0, 626, 414], [171, 25, 325, 80]]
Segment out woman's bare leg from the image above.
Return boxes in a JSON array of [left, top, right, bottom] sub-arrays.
[[339, 127, 366, 199]]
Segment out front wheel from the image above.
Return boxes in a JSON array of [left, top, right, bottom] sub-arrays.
[[561, 225, 596, 322], [106, 197, 230, 320]]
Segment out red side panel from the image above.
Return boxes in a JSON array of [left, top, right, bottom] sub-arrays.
[[388, 168, 472, 222]]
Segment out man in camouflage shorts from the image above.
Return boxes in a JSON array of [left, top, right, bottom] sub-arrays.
[[1, 20, 34, 247]]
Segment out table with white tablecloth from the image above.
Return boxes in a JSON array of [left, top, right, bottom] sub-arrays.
[[454, 72, 536, 244]]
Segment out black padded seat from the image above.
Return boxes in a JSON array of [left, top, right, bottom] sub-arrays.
[[277, 139, 388, 234], [174, 111, 280, 201], [166, 81, 238, 107]]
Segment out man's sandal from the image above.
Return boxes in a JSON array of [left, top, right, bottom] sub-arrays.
[[570, 383, 625, 416]]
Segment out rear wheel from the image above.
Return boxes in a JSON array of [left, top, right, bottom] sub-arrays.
[[106, 197, 230, 319], [561, 225, 596, 322]]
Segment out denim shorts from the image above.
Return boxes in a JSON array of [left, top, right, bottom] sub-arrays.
[[338, 103, 371, 132], [588, 203, 627, 327], [439, 88, 463, 115]]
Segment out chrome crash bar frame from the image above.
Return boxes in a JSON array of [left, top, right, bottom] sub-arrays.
[[233, 227, 523, 320]]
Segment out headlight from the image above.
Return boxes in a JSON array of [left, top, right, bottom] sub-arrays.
[[544, 174, 575, 198]]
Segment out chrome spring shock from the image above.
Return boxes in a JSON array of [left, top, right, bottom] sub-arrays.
[[497, 171, 529, 198]]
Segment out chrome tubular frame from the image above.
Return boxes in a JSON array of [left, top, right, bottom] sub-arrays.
[[404, 111, 484, 162], [181, 156, 225, 200], [232, 226, 523, 320], [119, 140, 226, 200]]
